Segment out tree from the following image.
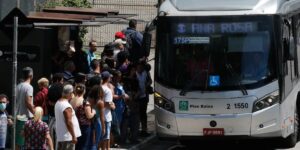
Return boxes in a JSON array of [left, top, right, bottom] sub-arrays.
[[62, 0, 91, 8]]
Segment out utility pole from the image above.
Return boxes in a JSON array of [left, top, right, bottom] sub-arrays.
[[16, 0, 20, 8], [12, 16, 18, 150], [12, 10, 18, 150]]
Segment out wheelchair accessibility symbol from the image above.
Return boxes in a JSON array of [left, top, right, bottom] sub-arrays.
[[209, 75, 220, 87]]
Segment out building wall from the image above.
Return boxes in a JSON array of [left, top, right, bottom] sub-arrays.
[[85, 0, 158, 47]]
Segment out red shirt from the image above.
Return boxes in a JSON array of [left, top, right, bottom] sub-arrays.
[[34, 87, 48, 110]]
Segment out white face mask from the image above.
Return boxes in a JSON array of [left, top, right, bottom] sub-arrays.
[[0, 103, 6, 111]]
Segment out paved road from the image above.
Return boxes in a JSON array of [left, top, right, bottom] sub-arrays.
[[142, 139, 300, 150]]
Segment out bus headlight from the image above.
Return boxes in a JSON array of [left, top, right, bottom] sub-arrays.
[[154, 92, 175, 113], [253, 95, 279, 112]]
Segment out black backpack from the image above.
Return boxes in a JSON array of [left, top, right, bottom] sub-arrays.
[[125, 31, 136, 51], [124, 31, 144, 63]]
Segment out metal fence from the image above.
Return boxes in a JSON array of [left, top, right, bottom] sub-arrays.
[[85, 0, 158, 47]]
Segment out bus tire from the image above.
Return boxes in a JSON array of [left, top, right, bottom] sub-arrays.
[[281, 109, 299, 148]]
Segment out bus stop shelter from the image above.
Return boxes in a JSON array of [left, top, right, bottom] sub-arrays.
[[0, 6, 135, 107]]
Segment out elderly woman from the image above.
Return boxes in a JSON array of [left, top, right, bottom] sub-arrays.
[[34, 78, 49, 112], [24, 107, 54, 150]]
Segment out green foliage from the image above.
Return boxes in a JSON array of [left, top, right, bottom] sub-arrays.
[[62, 0, 92, 8], [42, 0, 61, 9], [79, 27, 88, 42]]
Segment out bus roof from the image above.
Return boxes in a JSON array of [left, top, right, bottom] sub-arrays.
[[159, 0, 300, 16]]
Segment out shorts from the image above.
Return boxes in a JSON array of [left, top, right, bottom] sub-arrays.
[[57, 141, 75, 150], [103, 121, 111, 140]]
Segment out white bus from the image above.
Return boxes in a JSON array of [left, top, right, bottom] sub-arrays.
[[151, 0, 300, 147]]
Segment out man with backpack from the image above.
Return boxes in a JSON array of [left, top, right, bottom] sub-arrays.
[[123, 19, 145, 64]]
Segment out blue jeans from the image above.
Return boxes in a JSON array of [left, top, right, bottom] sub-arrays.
[[76, 125, 92, 150], [93, 117, 102, 145]]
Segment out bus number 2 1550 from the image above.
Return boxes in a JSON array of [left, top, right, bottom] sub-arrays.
[[226, 103, 249, 109]]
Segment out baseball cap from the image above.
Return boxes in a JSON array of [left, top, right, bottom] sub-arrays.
[[115, 32, 125, 39], [101, 71, 113, 79], [114, 39, 126, 45], [23, 67, 33, 73]]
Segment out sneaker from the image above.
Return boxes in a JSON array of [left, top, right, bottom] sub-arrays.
[[112, 143, 120, 148], [140, 131, 151, 137]]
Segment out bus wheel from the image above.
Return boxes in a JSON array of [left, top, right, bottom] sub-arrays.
[[281, 109, 298, 148]]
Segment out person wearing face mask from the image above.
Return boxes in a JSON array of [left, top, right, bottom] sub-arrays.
[[0, 94, 12, 150]]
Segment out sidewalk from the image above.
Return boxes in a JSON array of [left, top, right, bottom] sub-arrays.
[[111, 110, 156, 150]]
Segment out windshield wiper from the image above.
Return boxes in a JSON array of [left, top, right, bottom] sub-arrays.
[[179, 81, 193, 96], [225, 63, 248, 95], [179, 70, 201, 96]]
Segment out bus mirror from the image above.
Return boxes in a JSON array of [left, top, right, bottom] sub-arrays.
[[142, 32, 152, 57]]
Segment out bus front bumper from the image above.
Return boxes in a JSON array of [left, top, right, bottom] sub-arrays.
[[155, 104, 281, 139]]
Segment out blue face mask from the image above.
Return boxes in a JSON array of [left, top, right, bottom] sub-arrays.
[[0, 103, 6, 111]]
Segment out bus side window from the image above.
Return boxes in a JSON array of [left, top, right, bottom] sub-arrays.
[[295, 15, 300, 77], [290, 16, 298, 80], [283, 20, 290, 75]]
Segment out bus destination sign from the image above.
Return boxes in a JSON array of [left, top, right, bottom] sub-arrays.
[[175, 22, 257, 34]]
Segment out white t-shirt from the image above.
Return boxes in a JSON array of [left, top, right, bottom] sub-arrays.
[[0, 113, 7, 148], [16, 82, 33, 118], [102, 84, 113, 122], [55, 99, 81, 142], [113, 49, 121, 61]]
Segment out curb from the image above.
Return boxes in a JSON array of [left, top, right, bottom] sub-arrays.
[[128, 134, 156, 150]]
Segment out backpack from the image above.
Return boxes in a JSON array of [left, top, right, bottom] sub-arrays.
[[124, 31, 143, 63], [125, 31, 136, 51]]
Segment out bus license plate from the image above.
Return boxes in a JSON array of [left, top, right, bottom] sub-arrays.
[[203, 128, 224, 136]]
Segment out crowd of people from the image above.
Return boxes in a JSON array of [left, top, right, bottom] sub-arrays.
[[0, 19, 153, 150]]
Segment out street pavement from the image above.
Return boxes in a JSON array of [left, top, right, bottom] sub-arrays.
[[141, 138, 300, 150], [141, 135, 300, 150]]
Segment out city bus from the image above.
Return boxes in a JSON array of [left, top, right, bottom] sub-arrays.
[[151, 0, 300, 147]]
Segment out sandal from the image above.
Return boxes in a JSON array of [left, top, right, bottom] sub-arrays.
[[112, 143, 120, 148]]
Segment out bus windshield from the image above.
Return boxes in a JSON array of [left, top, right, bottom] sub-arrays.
[[155, 16, 277, 91]]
